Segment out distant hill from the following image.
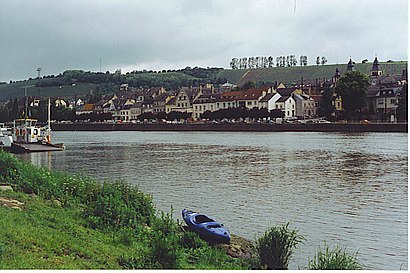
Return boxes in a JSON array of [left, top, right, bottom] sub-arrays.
[[0, 61, 406, 102], [219, 61, 408, 86]]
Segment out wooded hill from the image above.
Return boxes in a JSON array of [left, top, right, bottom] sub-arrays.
[[0, 61, 406, 102]]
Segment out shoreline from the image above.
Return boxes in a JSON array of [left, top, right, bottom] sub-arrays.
[[51, 122, 408, 133]]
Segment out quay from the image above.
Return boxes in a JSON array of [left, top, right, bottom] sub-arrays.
[[51, 122, 407, 133]]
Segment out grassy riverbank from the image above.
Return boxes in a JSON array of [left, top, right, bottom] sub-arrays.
[[0, 151, 248, 269]]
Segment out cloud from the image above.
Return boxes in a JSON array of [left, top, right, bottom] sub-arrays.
[[0, 0, 407, 82]]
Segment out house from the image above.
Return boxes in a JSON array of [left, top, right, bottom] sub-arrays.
[[275, 96, 296, 118], [293, 93, 316, 118], [220, 82, 237, 91], [54, 98, 67, 108], [119, 83, 129, 92], [192, 93, 221, 120], [237, 86, 274, 109], [166, 88, 200, 114], [76, 103, 94, 115], [153, 93, 173, 113], [119, 104, 132, 122], [258, 93, 281, 111]]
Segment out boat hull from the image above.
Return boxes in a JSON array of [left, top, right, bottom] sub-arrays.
[[10, 142, 65, 153], [182, 209, 230, 244]]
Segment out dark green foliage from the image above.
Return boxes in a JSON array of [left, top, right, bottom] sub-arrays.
[[179, 231, 207, 250], [256, 222, 305, 269], [148, 210, 180, 269], [308, 242, 363, 270], [335, 70, 370, 119], [84, 181, 155, 229], [0, 242, 5, 259]]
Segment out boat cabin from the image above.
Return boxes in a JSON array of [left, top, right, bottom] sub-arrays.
[[12, 119, 50, 144]]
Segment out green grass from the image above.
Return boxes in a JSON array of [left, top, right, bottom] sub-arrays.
[[0, 80, 99, 101], [255, 222, 305, 270], [308, 242, 363, 270]]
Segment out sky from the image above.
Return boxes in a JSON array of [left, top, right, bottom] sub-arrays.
[[0, 0, 408, 82]]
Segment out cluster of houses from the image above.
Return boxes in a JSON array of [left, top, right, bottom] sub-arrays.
[[51, 57, 407, 122]]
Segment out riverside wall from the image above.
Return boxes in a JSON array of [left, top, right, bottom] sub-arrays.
[[51, 122, 408, 133]]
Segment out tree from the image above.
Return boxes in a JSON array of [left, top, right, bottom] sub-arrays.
[[334, 71, 370, 120], [316, 56, 320, 66], [241, 81, 256, 90], [318, 85, 336, 120], [299, 55, 308, 66], [396, 83, 408, 122]]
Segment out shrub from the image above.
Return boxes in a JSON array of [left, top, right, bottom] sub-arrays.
[[256, 222, 305, 269], [179, 231, 207, 250], [147, 210, 181, 269], [84, 181, 155, 230], [308, 242, 363, 270]]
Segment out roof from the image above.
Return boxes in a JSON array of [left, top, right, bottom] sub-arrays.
[[276, 87, 295, 97], [276, 96, 290, 103], [259, 93, 276, 102], [239, 86, 272, 100], [371, 57, 381, 71]]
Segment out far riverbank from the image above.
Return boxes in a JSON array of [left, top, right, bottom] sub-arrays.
[[51, 122, 408, 133]]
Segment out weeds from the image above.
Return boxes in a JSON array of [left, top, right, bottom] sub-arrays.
[[308, 242, 363, 270], [255, 222, 305, 269]]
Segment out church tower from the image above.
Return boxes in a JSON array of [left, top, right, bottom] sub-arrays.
[[347, 58, 355, 71], [332, 67, 341, 83], [370, 56, 382, 77]]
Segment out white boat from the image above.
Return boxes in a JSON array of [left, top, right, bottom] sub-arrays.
[[9, 98, 65, 153]]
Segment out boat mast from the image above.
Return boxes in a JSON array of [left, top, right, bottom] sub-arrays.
[[24, 86, 28, 123], [48, 97, 51, 129]]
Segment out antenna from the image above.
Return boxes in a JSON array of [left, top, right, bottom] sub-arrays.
[[294, 0, 297, 12]]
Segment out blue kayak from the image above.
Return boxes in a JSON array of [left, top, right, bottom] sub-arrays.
[[182, 209, 230, 244]]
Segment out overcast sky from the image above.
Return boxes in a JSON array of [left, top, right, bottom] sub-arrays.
[[0, 0, 408, 82]]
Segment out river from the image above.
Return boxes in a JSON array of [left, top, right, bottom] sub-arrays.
[[16, 131, 408, 270]]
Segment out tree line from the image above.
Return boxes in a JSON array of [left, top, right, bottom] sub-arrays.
[[230, 55, 329, 69], [34, 67, 227, 91]]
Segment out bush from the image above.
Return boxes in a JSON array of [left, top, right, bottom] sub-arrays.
[[256, 222, 305, 269], [149, 211, 180, 269], [308, 242, 363, 270], [84, 181, 155, 230], [179, 231, 207, 250]]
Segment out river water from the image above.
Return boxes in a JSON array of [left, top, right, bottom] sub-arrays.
[[16, 131, 408, 270]]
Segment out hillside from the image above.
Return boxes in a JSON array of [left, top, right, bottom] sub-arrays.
[[219, 61, 408, 86], [0, 61, 406, 102]]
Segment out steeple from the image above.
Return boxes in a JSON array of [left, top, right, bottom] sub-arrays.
[[347, 58, 355, 71], [333, 67, 341, 83], [370, 56, 382, 77]]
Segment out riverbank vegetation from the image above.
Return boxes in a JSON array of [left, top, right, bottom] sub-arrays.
[[0, 150, 362, 269]]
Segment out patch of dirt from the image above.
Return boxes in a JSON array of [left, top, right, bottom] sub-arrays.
[[219, 234, 255, 259], [0, 196, 24, 210]]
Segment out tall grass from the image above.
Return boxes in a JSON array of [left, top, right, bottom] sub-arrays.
[[308, 242, 363, 270], [0, 151, 155, 230], [255, 222, 305, 269]]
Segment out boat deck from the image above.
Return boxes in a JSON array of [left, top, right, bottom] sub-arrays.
[[11, 143, 64, 153]]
